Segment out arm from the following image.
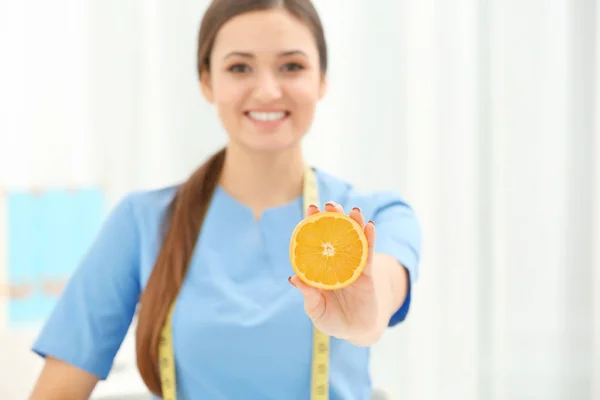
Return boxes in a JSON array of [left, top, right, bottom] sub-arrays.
[[347, 192, 421, 346], [30, 356, 99, 400], [376, 254, 410, 322], [28, 194, 141, 399], [347, 254, 410, 346]]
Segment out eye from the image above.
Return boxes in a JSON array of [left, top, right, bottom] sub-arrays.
[[228, 64, 251, 73], [281, 62, 304, 72]]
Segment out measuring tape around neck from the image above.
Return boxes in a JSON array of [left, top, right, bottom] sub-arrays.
[[157, 166, 329, 400]]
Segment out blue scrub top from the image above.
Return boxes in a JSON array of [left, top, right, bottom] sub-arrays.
[[32, 168, 421, 400]]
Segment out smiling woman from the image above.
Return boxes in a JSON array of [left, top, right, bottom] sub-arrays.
[[202, 6, 327, 153], [28, 1, 421, 400]]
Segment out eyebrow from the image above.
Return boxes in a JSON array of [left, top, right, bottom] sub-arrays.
[[223, 50, 308, 61]]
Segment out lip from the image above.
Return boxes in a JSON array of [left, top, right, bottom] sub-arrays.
[[244, 109, 289, 113], [244, 110, 290, 130]]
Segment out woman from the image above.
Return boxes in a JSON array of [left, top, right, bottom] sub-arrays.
[[29, 0, 421, 399]]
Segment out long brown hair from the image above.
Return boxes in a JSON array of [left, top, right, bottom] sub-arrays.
[[135, 0, 328, 396]]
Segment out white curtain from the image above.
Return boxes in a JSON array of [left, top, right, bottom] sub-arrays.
[[0, 0, 598, 399]]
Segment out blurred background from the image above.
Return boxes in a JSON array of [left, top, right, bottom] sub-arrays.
[[0, 0, 598, 399]]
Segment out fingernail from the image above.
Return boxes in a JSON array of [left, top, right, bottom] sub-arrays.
[[288, 277, 296, 287], [368, 220, 375, 226], [325, 201, 336, 207], [352, 207, 361, 213], [308, 204, 318, 209]]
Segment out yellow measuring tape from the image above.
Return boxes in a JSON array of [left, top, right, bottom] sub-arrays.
[[158, 166, 329, 400]]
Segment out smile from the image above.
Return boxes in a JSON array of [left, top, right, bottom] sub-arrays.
[[245, 111, 289, 121]]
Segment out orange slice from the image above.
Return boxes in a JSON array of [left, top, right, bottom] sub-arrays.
[[290, 211, 369, 290]]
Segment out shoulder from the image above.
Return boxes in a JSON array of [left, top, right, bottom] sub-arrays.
[[315, 168, 416, 218], [125, 185, 178, 213], [316, 168, 422, 282], [119, 184, 179, 226]]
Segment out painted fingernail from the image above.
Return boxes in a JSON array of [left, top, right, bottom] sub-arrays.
[[288, 277, 296, 287], [352, 207, 361, 213]]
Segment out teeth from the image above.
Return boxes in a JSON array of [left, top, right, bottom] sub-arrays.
[[248, 111, 286, 121]]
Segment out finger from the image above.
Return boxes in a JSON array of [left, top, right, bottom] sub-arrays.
[[349, 206, 365, 228], [307, 204, 320, 217], [324, 201, 344, 214], [362, 220, 376, 277], [288, 276, 326, 321]]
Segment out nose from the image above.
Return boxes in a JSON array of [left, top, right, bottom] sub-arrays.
[[252, 71, 282, 102]]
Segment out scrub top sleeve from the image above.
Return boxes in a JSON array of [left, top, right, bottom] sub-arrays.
[[371, 192, 422, 326], [32, 194, 141, 380]]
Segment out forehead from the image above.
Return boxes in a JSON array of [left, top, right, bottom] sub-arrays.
[[211, 9, 318, 58]]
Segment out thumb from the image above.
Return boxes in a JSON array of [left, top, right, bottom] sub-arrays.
[[288, 276, 326, 321]]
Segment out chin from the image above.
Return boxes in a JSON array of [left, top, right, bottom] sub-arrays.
[[236, 126, 300, 150], [240, 136, 302, 154]]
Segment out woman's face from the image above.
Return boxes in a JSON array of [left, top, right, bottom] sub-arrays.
[[201, 8, 326, 153]]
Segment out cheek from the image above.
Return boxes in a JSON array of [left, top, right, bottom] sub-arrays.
[[214, 79, 250, 113], [286, 77, 321, 109]]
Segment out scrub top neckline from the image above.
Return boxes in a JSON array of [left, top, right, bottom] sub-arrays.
[[213, 184, 305, 222]]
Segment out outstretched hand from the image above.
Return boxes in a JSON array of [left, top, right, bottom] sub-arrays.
[[288, 201, 381, 344]]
